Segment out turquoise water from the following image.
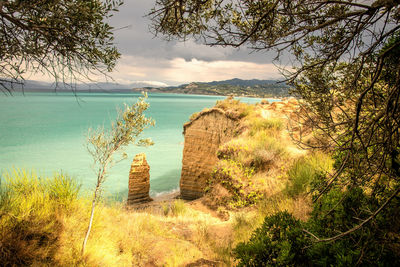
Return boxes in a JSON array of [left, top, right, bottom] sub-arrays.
[[0, 92, 267, 199]]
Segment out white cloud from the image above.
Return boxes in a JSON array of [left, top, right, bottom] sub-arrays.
[[160, 58, 282, 83], [109, 56, 283, 85], [23, 55, 284, 86], [132, 80, 169, 87]]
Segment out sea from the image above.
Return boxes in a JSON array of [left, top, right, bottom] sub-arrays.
[[0, 92, 273, 200]]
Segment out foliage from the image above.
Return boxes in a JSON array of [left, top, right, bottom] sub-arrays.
[[211, 159, 262, 208], [305, 187, 400, 266], [234, 211, 309, 267], [0, 169, 80, 266], [234, 185, 400, 266], [82, 93, 154, 254], [0, 169, 209, 266], [206, 104, 288, 209], [0, 0, 122, 92]]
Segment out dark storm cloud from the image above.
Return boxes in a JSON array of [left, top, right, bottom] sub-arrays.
[[109, 0, 277, 64], [31, 1, 283, 85]]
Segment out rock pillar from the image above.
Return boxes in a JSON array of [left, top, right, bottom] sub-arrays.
[[127, 153, 152, 205], [180, 108, 238, 200]]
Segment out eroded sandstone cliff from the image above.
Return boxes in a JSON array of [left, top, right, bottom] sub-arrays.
[[127, 153, 152, 205], [180, 108, 239, 200]]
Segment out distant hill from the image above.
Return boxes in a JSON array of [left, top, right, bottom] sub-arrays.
[[135, 79, 289, 98], [9, 80, 164, 92], [205, 78, 281, 86], [9, 78, 290, 97]]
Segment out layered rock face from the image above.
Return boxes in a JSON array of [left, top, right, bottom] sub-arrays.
[[127, 153, 152, 205], [180, 108, 238, 200]]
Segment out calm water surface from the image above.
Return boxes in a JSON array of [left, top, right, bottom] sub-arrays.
[[0, 92, 272, 199]]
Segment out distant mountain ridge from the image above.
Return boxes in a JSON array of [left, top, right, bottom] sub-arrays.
[[204, 78, 282, 86], [136, 78, 289, 98], [10, 78, 289, 97], [10, 80, 163, 91]]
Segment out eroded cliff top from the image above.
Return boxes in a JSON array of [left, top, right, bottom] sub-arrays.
[[183, 107, 240, 135]]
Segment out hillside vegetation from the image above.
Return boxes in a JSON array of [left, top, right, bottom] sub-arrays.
[[135, 79, 289, 98], [1, 99, 337, 266]]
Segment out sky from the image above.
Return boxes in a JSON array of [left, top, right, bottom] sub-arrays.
[[104, 0, 286, 87], [33, 1, 283, 87]]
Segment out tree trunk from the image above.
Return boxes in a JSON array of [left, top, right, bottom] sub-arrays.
[[81, 184, 100, 255]]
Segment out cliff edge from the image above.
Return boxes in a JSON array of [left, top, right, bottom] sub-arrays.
[[180, 108, 240, 200]]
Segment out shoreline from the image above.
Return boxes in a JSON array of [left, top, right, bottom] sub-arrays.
[[13, 89, 285, 100]]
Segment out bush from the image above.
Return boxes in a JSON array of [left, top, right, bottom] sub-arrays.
[[0, 169, 80, 266], [234, 211, 309, 266], [306, 187, 400, 266], [234, 187, 400, 266], [211, 159, 262, 208]]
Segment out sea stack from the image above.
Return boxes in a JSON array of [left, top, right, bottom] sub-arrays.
[[127, 153, 152, 205]]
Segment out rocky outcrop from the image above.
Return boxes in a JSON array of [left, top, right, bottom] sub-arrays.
[[127, 153, 152, 205], [180, 108, 239, 200]]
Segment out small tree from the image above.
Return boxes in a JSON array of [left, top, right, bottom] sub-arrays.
[[81, 93, 154, 255]]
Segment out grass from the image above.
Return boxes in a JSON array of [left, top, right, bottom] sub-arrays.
[[285, 152, 333, 197], [0, 169, 232, 266], [161, 199, 187, 217], [208, 103, 290, 209], [0, 169, 78, 266], [215, 97, 256, 118], [248, 117, 284, 136], [218, 130, 287, 172]]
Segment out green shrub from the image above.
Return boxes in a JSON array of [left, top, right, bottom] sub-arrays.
[[234, 211, 309, 266], [306, 186, 400, 266], [234, 187, 400, 266]]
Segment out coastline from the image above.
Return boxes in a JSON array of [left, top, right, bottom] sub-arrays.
[[6, 89, 282, 99]]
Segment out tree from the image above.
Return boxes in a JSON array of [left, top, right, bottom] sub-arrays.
[[82, 93, 154, 255], [0, 0, 123, 93], [149, 0, 400, 257]]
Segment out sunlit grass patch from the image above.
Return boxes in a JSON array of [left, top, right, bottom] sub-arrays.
[[0, 168, 80, 266], [215, 97, 256, 118], [161, 199, 188, 217], [285, 152, 333, 197], [218, 130, 287, 173], [248, 117, 284, 136]]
